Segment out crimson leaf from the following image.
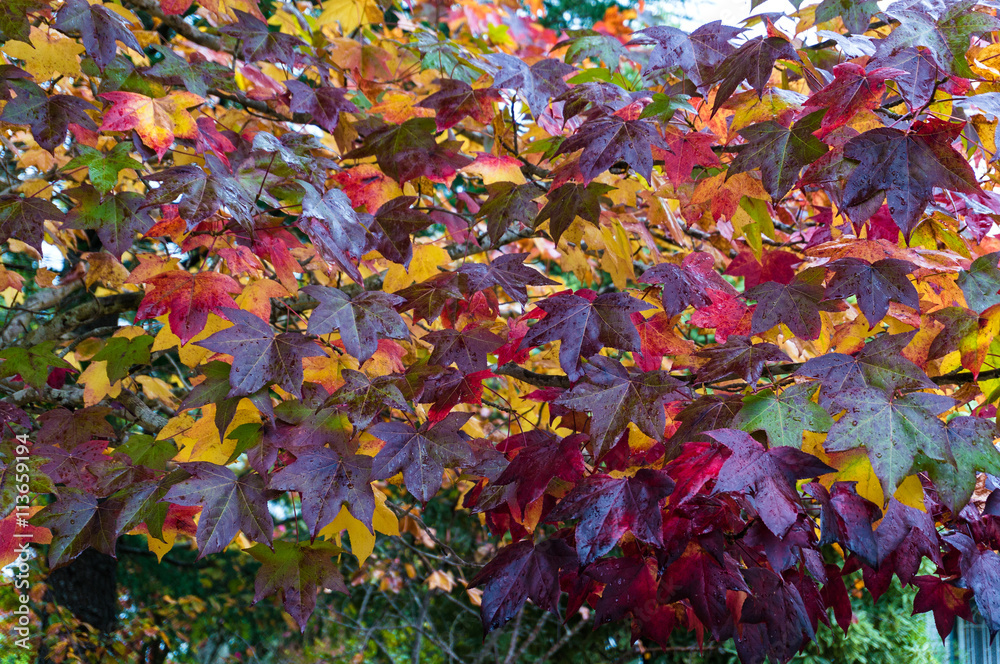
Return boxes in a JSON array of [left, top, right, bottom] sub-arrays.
[[546, 468, 674, 565], [520, 289, 653, 381]]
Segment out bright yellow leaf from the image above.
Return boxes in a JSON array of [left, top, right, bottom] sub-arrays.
[[78, 360, 121, 406], [2, 28, 85, 81]]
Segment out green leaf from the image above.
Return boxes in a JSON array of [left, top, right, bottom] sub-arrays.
[[226, 422, 263, 464], [925, 416, 1000, 514], [733, 383, 833, 448], [727, 109, 828, 201], [825, 388, 951, 500], [639, 93, 695, 123], [247, 540, 347, 632], [115, 433, 176, 472], [92, 335, 154, 383], [66, 143, 143, 194], [957, 252, 1000, 313], [0, 341, 74, 389]]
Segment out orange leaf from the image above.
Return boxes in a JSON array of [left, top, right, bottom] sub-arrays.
[[99, 91, 204, 159]]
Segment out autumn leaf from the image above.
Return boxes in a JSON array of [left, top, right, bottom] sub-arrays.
[[99, 91, 203, 160]]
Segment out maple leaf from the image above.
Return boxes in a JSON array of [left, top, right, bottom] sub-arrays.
[[554, 356, 685, 455], [345, 117, 472, 184], [708, 429, 833, 536], [366, 196, 434, 267], [64, 187, 153, 259], [824, 257, 919, 328], [194, 117, 236, 168], [145, 44, 237, 98], [0, 195, 63, 250], [328, 369, 411, 430], [197, 308, 325, 399], [547, 469, 674, 564], [814, 0, 879, 34], [957, 252, 1000, 313], [297, 182, 369, 283], [586, 555, 658, 626], [484, 54, 574, 117], [0, 0, 47, 42], [492, 432, 586, 518], [745, 269, 826, 340], [535, 182, 614, 245], [143, 154, 257, 228], [248, 541, 347, 632], [670, 394, 744, 447], [0, 79, 98, 152], [874, 498, 942, 583], [395, 273, 464, 324], [825, 388, 952, 498], [878, 2, 1000, 78], [273, 401, 351, 453], [368, 412, 474, 502], [269, 447, 375, 536], [804, 481, 880, 567], [841, 120, 981, 238], [421, 368, 494, 423], [966, 552, 1000, 636], [658, 129, 721, 185], [181, 361, 273, 445], [286, 81, 357, 134], [302, 286, 407, 364], [92, 335, 152, 383], [219, 10, 306, 66], [54, 0, 143, 69], [424, 325, 504, 373], [641, 252, 736, 318], [99, 91, 202, 160], [724, 249, 801, 289], [556, 29, 629, 66], [797, 331, 935, 405], [728, 110, 828, 201], [658, 542, 749, 641], [37, 439, 113, 492], [912, 575, 975, 640], [711, 36, 800, 114], [469, 538, 577, 632], [135, 270, 241, 345], [927, 416, 1000, 514], [519, 290, 653, 381], [417, 79, 500, 131], [868, 47, 941, 111], [927, 306, 1000, 378], [0, 341, 75, 390], [739, 567, 816, 664], [695, 335, 790, 386], [631, 22, 743, 87], [66, 143, 143, 194], [803, 63, 906, 136], [733, 383, 833, 449], [554, 111, 667, 183], [31, 488, 111, 567], [458, 253, 555, 305], [164, 462, 273, 556], [475, 183, 541, 246]]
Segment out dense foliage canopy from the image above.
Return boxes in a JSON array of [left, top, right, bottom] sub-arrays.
[[3, 0, 1000, 661]]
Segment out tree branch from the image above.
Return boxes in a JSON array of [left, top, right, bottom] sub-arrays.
[[122, 0, 223, 51], [494, 362, 571, 389]]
